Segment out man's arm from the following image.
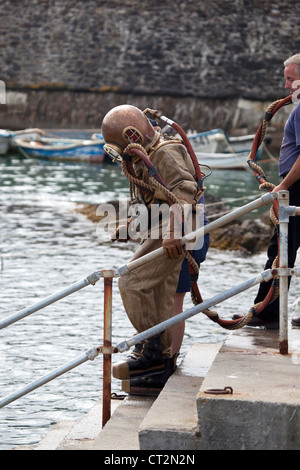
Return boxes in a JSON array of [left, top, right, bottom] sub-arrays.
[[273, 155, 300, 192]]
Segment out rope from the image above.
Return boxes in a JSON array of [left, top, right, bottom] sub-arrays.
[[120, 98, 292, 329], [244, 94, 293, 317], [122, 142, 205, 303], [121, 141, 255, 330], [180, 95, 291, 329], [247, 95, 292, 188], [121, 159, 155, 198]]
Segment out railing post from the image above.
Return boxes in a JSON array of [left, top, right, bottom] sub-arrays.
[[102, 270, 114, 427], [278, 191, 289, 355]]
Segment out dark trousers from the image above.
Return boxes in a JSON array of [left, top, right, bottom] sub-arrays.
[[254, 179, 300, 320]]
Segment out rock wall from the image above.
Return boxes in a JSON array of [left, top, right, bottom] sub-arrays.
[[0, 0, 299, 131]]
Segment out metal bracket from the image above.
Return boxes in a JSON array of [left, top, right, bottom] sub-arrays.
[[87, 271, 103, 285]]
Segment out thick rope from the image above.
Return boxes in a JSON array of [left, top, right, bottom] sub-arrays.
[[124, 99, 290, 329], [122, 142, 255, 330], [244, 95, 292, 317]]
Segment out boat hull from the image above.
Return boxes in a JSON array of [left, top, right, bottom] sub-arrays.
[[196, 141, 274, 170], [9, 128, 45, 150], [189, 129, 273, 170], [0, 130, 14, 155], [15, 137, 105, 163], [196, 150, 250, 170], [0, 137, 10, 155]]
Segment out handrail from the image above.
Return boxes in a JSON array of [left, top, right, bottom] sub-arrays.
[[0, 347, 100, 409], [115, 268, 275, 353], [0, 191, 298, 429], [0, 192, 276, 330], [0, 271, 103, 330], [1, 264, 299, 412], [115, 192, 277, 276]]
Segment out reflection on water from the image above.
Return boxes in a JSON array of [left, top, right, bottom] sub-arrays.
[[0, 151, 295, 450]]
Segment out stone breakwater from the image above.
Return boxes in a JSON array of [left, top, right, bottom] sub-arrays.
[[0, 0, 299, 130]]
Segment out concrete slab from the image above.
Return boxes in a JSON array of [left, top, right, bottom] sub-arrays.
[[139, 342, 222, 450], [197, 326, 300, 450], [88, 396, 156, 450], [57, 400, 120, 450], [26, 400, 121, 450], [34, 420, 78, 451]]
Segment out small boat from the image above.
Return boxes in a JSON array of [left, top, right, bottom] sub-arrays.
[[196, 142, 274, 170], [188, 128, 257, 153], [0, 129, 14, 155], [92, 132, 103, 140], [15, 136, 105, 163], [9, 128, 45, 150], [188, 128, 230, 153], [0, 128, 45, 154], [227, 133, 256, 153], [189, 128, 273, 170]]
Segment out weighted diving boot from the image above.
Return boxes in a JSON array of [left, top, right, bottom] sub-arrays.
[[113, 335, 165, 380], [121, 353, 179, 396]]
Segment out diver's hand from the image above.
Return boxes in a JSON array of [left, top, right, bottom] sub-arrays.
[[162, 235, 182, 259], [162, 210, 183, 259]]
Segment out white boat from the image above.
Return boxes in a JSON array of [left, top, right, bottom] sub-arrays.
[[0, 128, 45, 154], [196, 149, 249, 170], [0, 129, 14, 155], [15, 136, 105, 163], [9, 128, 45, 150], [188, 128, 272, 170], [188, 128, 231, 153], [196, 142, 274, 170], [227, 133, 255, 152], [188, 128, 256, 153]]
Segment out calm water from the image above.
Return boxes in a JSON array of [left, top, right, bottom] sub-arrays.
[[0, 148, 298, 449]]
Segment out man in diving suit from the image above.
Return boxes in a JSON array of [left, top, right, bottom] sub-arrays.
[[101, 104, 206, 394]]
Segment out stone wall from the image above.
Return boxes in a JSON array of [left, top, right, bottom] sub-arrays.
[[0, 0, 299, 131]]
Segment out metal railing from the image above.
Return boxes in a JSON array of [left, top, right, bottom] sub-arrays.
[[0, 191, 299, 427]]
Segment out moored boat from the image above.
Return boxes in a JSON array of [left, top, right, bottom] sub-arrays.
[[188, 128, 230, 153], [0, 129, 14, 155], [188, 128, 257, 153], [9, 128, 45, 150], [188, 128, 273, 170], [196, 141, 273, 170], [0, 128, 45, 154], [15, 136, 105, 163]]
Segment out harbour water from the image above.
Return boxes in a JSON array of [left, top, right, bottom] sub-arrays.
[[0, 147, 298, 450]]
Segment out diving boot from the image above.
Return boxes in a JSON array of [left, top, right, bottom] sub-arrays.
[[122, 354, 178, 396], [113, 335, 164, 380]]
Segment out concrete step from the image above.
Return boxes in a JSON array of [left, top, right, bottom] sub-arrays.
[[197, 326, 300, 450], [19, 341, 221, 450], [35, 420, 79, 450], [22, 400, 121, 451], [88, 395, 156, 450], [57, 400, 121, 450], [138, 342, 222, 450], [13, 420, 79, 451], [89, 342, 221, 450], [15, 326, 300, 450]]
